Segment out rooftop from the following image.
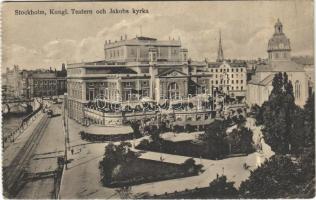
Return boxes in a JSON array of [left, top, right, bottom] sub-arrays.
[[104, 35, 182, 48], [256, 60, 305, 72]]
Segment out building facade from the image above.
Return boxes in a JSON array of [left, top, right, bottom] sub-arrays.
[[5, 65, 24, 98], [29, 73, 67, 97], [67, 34, 249, 125], [206, 61, 247, 98], [4, 65, 67, 99], [247, 19, 309, 107]]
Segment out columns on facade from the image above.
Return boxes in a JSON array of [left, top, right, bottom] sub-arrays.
[[163, 80, 168, 99], [183, 80, 187, 97], [117, 78, 122, 102], [82, 81, 86, 101]]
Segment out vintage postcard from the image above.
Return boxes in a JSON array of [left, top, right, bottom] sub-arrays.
[[1, 1, 315, 199]]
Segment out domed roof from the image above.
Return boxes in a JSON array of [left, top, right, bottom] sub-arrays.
[[267, 19, 291, 52]]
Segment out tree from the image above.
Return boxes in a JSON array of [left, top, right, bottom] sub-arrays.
[[128, 120, 142, 138], [239, 155, 302, 198], [149, 125, 161, 143], [138, 139, 150, 149], [99, 142, 135, 186], [208, 175, 238, 197], [181, 158, 203, 174], [259, 72, 302, 154], [303, 93, 315, 147], [203, 120, 229, 158]]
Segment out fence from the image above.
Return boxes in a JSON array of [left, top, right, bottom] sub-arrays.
[[53, 162, 64, 199], [79, 131, 132, 142], [106, 170, 199, 188], [145, 186, 210, 199], [3, 102, 43, 149]]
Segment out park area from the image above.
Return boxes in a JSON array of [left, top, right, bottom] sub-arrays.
[[99, 142, 202, 187], [136, 120, 255, 160]]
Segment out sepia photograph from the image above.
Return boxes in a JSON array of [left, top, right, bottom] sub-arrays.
[[1, 0, 315, 199]]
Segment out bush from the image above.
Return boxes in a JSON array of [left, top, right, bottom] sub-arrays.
[[208, 175, 238, 197], [239, 155, 304, 198], [138, 139, 150, 149]]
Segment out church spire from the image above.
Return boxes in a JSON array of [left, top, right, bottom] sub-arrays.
[[217, 30, 224, 62], [274, 18, 283, 34]]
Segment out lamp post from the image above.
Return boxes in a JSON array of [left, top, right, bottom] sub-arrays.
[[63, 93, 69, 170], [63, 100, 67, 169]]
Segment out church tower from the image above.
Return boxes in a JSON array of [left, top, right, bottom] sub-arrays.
[[267, 19, 291, 62], [217, 30, 224, 62]]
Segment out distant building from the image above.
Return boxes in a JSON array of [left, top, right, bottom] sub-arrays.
[[191, 31, 248, 98], [247, 19, 309, 107], [206, 60, 247, 98], [292, 56, 314, 95], [29, 66, 67, 98], [6, 65, 24, 98], [4, 65, 67, 99]]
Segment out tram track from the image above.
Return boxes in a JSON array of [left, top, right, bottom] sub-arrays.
[[3, 114, 50, 197]]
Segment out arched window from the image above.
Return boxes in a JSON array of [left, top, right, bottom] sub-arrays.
[[168, 82, 180, 100], [295, 80, 300, 100]]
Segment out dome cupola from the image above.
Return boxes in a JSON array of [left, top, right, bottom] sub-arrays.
[[267, 19, 291, 61]]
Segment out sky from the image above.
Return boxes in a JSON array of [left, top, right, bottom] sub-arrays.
[[2, 1, 314, 71]]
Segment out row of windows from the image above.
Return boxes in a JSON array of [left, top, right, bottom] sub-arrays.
[[214, 74, 244, 79], [108, 48, 124, 59], [270, 52, 288, 59], [87, 88, 119, 101], [34, 80, 57, 85], [123, 81, 148, 88], [34, 91, 57, 96], [34, 85, 56, 89], [209, 68, 244, 73], [87, 82, 117, 88], [123, 89, 149, 101], [227, 86, 244, 91], [211, 80, 244, 84]]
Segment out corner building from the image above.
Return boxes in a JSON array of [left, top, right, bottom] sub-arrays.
[[67, 36, 194, 125]]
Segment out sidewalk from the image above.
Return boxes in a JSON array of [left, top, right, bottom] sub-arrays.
[[131, 152, 267, 197], [84, 124, 133, 135], [3, 112, 45, 168]]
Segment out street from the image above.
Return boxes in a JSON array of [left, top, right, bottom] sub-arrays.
[[2, 102, 65, 198], [16, 103, 65, 198]]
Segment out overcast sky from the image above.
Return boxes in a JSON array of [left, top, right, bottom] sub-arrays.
[[2, 1, 314, 71]]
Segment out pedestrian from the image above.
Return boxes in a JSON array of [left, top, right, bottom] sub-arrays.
[[71, 148, 74, 155]]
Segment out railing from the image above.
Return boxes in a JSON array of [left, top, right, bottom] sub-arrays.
[[3, 101, 43, 150], [2, 98, 33, 103]]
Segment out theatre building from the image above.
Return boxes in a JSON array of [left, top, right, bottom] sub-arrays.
[[67, 36, 214, 125]]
